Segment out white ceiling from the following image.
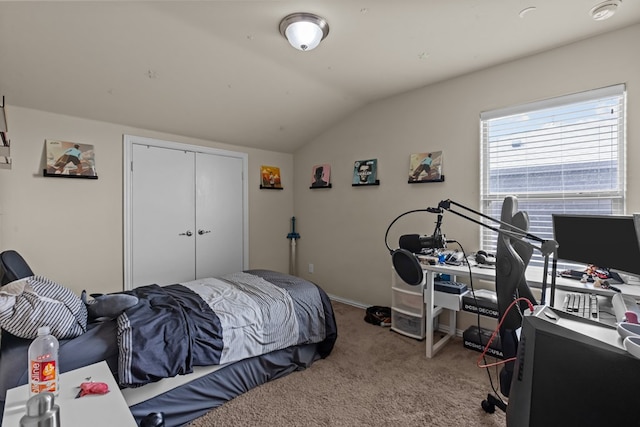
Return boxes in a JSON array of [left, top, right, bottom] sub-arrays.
[[1, 1, 639, 153]]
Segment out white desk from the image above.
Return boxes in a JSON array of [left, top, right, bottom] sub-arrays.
[[420, 266, 468, 358], [428, 262, 640, 300], [421, 261, 640, 358], [2, 361, 137, 427]]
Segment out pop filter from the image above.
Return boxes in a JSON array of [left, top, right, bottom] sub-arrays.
[[391, 248, 423, 286]]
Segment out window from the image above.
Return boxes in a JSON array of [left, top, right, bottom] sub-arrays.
[[480, 84, 626, 267]]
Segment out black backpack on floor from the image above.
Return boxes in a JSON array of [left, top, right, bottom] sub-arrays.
[[364, 306, 391, 326]]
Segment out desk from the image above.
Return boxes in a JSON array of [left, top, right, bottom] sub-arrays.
[[420, 266, 468, 358], [427, 262, 640, 300], [421, 261, 640, 358], [2, 361, 137, 427]]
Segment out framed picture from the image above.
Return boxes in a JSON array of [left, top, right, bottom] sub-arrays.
[[44, 140, 98, 179], [408, 151, 444, 183], [353, 159, 378, 185], [260, 165, 282, 189], [310, 164, 331, 188]]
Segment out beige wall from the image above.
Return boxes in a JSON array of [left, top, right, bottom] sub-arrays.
[[2, 24, 639, 335], [292, 23, 640, 329], [0, 107, 294, 296]]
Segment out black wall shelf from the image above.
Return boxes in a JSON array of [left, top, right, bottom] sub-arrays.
[[259, 185, 283, 190], [352, 180, 380, 187], [408, 175, 445, 183], [43, 170, 98, 179], [310, 184, 332, 189]]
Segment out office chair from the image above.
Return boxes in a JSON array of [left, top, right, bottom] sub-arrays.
[[482, 196, 538, 413], [0, 250, 35, 286]]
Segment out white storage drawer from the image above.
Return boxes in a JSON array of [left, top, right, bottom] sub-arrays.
[[391, 308, 425, 339], [432, 290, 467, 311], [392, 288, 423, 316], [392, 270, 424, 292]]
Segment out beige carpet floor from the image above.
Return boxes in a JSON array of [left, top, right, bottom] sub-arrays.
[[188, 301, 508, 427]]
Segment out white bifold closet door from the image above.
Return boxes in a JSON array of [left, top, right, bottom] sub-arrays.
[[194, 152, 244, 279], [131, 143, 244, 288]]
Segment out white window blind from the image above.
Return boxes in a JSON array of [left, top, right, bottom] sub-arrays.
[[480, 84, 626, 267]]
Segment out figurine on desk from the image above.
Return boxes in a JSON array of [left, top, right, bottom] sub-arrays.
[[560, 264, 622, 292]]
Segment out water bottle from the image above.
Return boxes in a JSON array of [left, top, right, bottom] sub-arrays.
[[28, 326, 59, 397], [19, 392, 61, 427]]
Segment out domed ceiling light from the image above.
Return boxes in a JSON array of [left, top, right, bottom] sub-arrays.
[[279, 12, 329, 51]]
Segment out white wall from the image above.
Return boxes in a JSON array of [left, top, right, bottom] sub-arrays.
[[292, 24, 640, 311], [0, 107, 294, 296], [2, 24, 638, 317]]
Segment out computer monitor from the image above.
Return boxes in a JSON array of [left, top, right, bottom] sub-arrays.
[[552, 214, 640, 284], [507, 305, 640, 426]]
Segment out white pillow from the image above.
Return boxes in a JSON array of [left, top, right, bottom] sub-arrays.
[[0, 275, 88, 339]]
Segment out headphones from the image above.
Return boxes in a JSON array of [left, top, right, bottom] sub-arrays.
[[476, 250, 496, 266]]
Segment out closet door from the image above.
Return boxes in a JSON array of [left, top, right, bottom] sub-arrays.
[[131, 145, 196, 286], [195, 153, 244, 278]]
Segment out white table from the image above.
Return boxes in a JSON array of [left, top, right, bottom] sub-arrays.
[[421, 261, 640, 358], [2, 361, 137, 427], [420, 264, 469, 358], [429, 262, 640, 298]]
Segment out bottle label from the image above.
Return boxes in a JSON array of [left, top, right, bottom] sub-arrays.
[[30, 360, 57, 394]]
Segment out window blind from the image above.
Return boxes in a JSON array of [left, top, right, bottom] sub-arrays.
[[480, 84, 626, 267]]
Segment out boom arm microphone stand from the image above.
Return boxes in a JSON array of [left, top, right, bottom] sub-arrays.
[[434, 199, 558, 306], [386, 199, 558, 304]]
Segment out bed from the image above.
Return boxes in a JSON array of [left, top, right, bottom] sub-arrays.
[[0, 268, 337, 426]]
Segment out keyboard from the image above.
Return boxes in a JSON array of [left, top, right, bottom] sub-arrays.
[[561, 292, 599, 320]]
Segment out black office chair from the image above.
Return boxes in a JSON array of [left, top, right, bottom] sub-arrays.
[[0, 250, 35, 286], [482, 196, 538, 414]]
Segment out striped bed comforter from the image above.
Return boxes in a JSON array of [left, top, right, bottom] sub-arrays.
[[116, 269, 336, 387]]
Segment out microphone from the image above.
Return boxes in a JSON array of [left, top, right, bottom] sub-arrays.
[[391, 203, 450, 286], [399, 233, 447, 253]]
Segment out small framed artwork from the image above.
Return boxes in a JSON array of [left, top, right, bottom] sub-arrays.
[[310, 164, 331, 189], [353, 159, 379, 186], [260, 165, 283, 189], [408, 151, 444, 183], [44, 140, 98, 179]]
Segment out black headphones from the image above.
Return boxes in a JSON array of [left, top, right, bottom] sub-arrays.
[[476, 250, 496, 266]]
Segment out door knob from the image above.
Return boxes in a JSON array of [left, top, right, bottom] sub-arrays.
[[179, 230, 193, 236], [198, 229, 211, 235]]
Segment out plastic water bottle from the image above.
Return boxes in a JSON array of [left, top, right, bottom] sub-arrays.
[[28, 326, 59, 397]]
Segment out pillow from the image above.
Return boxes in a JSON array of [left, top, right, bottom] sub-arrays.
[[0, 275, 88, 339], [81, 290, 139, 320]]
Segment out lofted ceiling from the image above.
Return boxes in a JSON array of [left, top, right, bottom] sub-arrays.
[[1, 1, 639, 153]]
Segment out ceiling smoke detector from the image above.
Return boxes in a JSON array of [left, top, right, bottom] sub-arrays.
[[590, 0, 622, 21]]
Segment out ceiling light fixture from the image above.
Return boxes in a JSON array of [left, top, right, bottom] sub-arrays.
[[590, 0, 622, 21], [279, 12, 329, 51]]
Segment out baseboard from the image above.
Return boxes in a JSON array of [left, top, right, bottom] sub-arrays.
[[327, 294, 369, 310]]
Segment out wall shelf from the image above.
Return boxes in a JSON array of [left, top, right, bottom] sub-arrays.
[[352, 180, 380, 187], [408, 175, 445, 183], [43, 170, 98, 179]]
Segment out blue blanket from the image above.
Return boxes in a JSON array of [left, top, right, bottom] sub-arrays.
[[117, 270, 336, 387]]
